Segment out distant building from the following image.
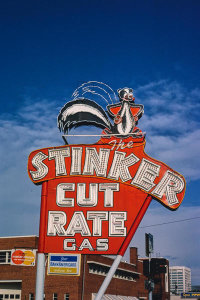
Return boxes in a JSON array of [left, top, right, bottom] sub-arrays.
[[169, 266, 191, 295]]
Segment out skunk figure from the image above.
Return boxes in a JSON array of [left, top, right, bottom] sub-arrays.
[[106, 88, 144, 136], [58, 88, 144, 138]]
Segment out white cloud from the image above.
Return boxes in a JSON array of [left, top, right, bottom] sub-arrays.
[[0, 80, 199, 284], [136, 79, 200, 116], [0, 98, 104, 237], [135, 80, 200, 181], [144, 129, 200, 180], [0, 99, 62, 237]]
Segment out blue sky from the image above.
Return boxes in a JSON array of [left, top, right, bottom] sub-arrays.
[[0, 0, 200, 284]]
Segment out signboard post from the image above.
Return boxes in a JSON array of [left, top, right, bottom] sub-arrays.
[[35, 181, 48, 300], [27, 82, 186, 300], [35, 252, 45, 300]]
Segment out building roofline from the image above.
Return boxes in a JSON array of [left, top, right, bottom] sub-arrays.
[[0, 235, 38, 239], [0, 280, 22, 283], [169, 266, 191, 268]]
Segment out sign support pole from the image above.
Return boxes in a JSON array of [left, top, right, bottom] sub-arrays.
[[94, 255, 123, 300], [35, 253, 45, 300], [148, 253, 152, 300], [94, 195, 152, 300], [35, 182, 48, 300]]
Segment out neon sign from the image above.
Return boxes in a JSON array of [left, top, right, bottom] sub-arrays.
[[28, 82, 186, 254]]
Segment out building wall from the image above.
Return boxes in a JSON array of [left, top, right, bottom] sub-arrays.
[[0, 236, 170, 300], [0, 236, 82, 300], [141, 257, 170, 300], [152, 267, 170, 300]]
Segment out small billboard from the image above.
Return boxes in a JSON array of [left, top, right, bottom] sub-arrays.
[[47, 254, 81, 276], [145, 233, 154, 256], [11, 249, 36, 266]]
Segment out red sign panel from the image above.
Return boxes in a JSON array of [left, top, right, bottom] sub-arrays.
[[28, 136, 186, 254]]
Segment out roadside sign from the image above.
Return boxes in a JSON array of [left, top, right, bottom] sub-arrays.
[[11, 249, 36, 266], [27, 81, 186, 256], [47, 254, 81, 276], [27, 82, 186, 300], [145, 233, 154, 256]]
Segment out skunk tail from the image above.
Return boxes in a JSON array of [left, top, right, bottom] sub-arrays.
[[58, 98, 112, 133]]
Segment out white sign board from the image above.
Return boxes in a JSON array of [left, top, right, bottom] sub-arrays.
[[11, 249, 36, 266], [47, 254, 81, 276]]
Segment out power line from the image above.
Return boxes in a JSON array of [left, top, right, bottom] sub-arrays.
[[139, 216, 200, 228]]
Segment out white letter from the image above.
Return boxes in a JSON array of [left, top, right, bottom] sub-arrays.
[[96, 239, 108, 251], [99, 183, 119, 207], [49, 147, 70, 176], [70, 147, 82, 175], [77, 183, 98, 207], [47, 211, 66, 236], [63, 239, 76, 251], [83, 147, 110, 177], [66, 212, 91, 236], [87, 211, 108, 236], [56, 183, 75, 207], [152, 170, 185, 206], [109, 212, 127, 236], [131, 158, 160, 191], [79, 239, 94, 251], [30, 152, 48, 180], [108, 151, 139, 182]]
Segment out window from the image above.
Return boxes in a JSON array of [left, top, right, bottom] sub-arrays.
[[0, 251, 11, 264], [0, 294, 21, 300], [1, 252, 6, 263], [29, 294, 34, 300], [64, 294, 69, 300], [53, 294, 57, 300]]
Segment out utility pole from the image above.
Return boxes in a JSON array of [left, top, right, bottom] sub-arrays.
[[145, 233, 154, 300]]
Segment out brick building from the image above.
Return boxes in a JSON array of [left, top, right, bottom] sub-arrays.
[[0, 236, 169, 300], [141, 258, 170, 300]]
